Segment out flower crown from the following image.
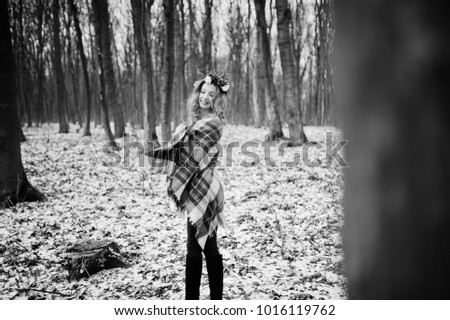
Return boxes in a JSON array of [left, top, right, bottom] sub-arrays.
[[193, 72, 230, 93]]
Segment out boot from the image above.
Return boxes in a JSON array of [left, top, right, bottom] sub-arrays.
[[185, 255, 203, 300], [205, 254, 223, 300]]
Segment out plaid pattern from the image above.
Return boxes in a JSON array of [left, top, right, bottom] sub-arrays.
[[149, 117, 225, 249]]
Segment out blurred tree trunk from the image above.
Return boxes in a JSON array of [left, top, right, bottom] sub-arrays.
[[0, 0, 44, 208], [276, 0, 307, 146], [92, 0, 124, 138], [161, 0, 175, 142], [68, 0, 92, 136], [52, 0, 69, 133], [91, 0, 117, 147], [131, 0, 158, 146], [254, 0, 284, 141], [337, 0, 450, 299]]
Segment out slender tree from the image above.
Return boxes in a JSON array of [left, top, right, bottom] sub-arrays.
[[68, 0, 92, 136], [226, 2, 245, 124], [252, 25, 266, 128], [177, 0, 187, 124], [254, 0, 284, 141], [64, 5, 83, 127], [14, 0, 31, 128], [161, 0, 175, 142], [35, 0, 45, 127], [130, 0, 158, 146], [276, 0, 307, 145], [91, 0, 117, 147], [187, 0, 200, 85], [0, 0, 44, 208], [203, 0, 213, 71], [245, 0, 252, 125]]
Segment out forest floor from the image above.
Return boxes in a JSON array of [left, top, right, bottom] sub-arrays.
[[0, 123, 347, 300]]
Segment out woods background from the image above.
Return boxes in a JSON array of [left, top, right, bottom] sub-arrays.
[[8, 0, 334, 145], [3, 0, 450, 301]]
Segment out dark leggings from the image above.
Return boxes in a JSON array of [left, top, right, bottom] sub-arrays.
[[187, 221, 220, 258]]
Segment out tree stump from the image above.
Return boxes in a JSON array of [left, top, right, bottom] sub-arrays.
[[66, 239, 128, 281]]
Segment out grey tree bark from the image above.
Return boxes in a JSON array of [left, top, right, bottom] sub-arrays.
[[276, 0, 307, 146], [254, 0, 284, 141], [203, 0, 213, 71], [68, 0, 92, 136], [0, 0, 44, 208], [91, 0, 117, 147], [161, 0, 175, 142], [52, 0, 69, 133], [92, 0, 125, 138], [131, 0, 158, 146]]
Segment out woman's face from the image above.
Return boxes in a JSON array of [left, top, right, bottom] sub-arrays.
[[199, 83, 218, 110]]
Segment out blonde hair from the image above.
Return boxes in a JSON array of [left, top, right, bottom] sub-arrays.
[[186, 80, 227, 125]]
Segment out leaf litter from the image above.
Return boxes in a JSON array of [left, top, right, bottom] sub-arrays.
[[0, 124, 346, 300]]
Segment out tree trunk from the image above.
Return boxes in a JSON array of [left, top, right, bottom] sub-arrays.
[[65, 12, 83, 128], [203, 0, 213, 71], [337, 0, 450, 299], [179, 0, 187, 122], [276, 0, 307, 146], [0, 0, 44, 208], [187, 0, 200, 85], [91, 0, 117, 147], [68, 0, 91, 136], [112, 32, 128, 126], [252, 60, 262, 128], [67, 239, 127, 281], [131, 0, 158, 146], [52, 0, 69, 133], [255, 27, 266, 127], [308, 56, 314, 123], [245, 0, 252, 126], [161, 0, 175, 142], [254, 0, 284, 141], [36, 0, 45, 127], [17, 0, 33, 128], [92, 0, 124, 138]]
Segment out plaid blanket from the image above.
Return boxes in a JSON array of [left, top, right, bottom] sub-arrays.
[[148, 117, 226, 249]]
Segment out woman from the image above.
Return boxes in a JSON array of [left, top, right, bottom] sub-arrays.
[[148, 72, 230, 300]]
